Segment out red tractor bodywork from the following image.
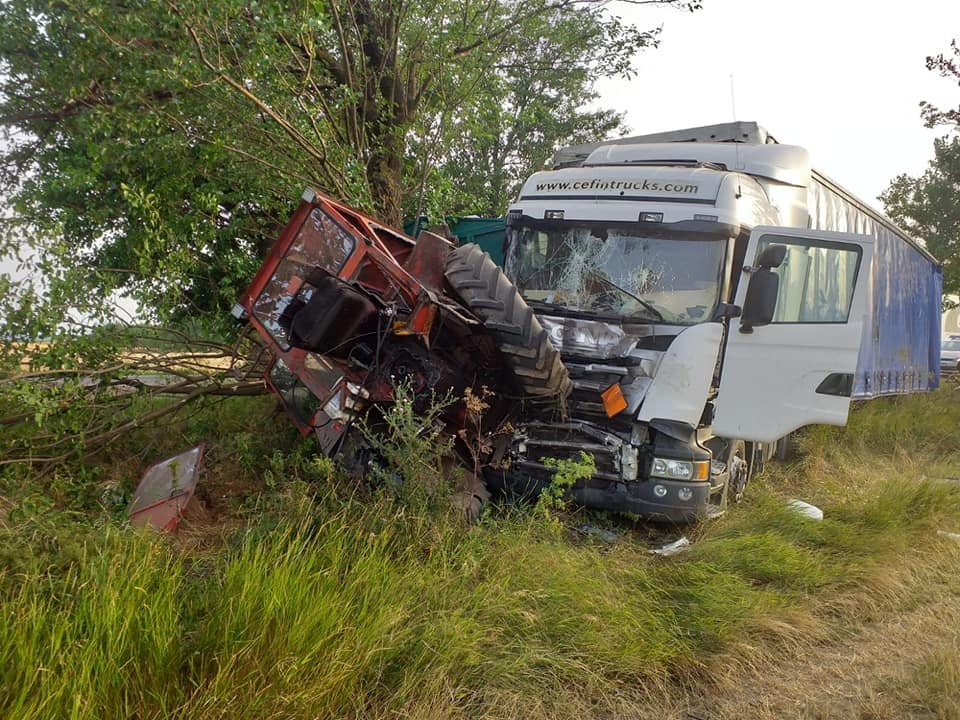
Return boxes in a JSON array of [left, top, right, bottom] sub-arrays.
[[238, 189, 503, 456]]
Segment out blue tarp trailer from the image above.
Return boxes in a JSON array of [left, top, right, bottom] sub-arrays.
[[809, 173, 942, 398]]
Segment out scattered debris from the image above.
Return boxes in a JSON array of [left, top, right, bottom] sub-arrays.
[[704, 504, 726, 520], [576, 524, 619, 543], [129, 445, 204, 532], [786, 499, 824, 521], [649, 536, 692, 556], [449, 467, 492, 520], [937, 529, 960, 542], [99, 481, 126, 509]]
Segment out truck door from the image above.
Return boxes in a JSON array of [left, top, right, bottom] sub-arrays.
[[713, 226, 874, 442]]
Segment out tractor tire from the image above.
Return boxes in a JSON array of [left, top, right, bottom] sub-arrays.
[[444, 243, 572, 401]]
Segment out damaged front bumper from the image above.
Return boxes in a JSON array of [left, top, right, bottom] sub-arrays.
[[572, 477, 711, 523], [489, 419, 711, 523]]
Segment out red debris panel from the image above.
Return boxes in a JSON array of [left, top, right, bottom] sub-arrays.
[[128, 445, 204, 532]]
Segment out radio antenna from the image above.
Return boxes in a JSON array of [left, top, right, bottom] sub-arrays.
[[730, 73, 743, 193], [729, 74, 737, 120]]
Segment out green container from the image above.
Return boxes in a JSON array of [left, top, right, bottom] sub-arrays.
[[405, 216, 506, 266], [449, 217, 506, 266]]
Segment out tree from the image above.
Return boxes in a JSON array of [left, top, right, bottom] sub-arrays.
[[881, 39, 960, 295], [167, 0, 688, 224], [921, 40, 960, 130], [0, 0, 698, 324], [881, 137, 960, 295], [416, 5, 631, 218], [0, 1, 299, 322]]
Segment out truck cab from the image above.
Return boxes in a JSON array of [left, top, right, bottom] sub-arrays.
[[493, 130, 879, 520]]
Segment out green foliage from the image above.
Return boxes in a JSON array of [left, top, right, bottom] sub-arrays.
[[357, 383, 455, 511], [882, 136, 960, 295], [0, 0, 696, 325], [536, 451, 596, 517], [920, 39, 960, 130], [0, 316, 275, 479], [0, 394, 293, 520], [0, 0, 296, 323], [803, 389, 960, 460], [407, 3, 639, 218], [882, 38, 960, 295]]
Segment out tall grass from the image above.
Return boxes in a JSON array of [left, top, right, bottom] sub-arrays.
[[2, 390, 960, 718], [0, 526, 186, 718], [898, 641, 960, 719], [803, 389, 960, 468]]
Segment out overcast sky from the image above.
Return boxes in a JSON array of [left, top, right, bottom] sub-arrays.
[[597, 0, 960, 204]]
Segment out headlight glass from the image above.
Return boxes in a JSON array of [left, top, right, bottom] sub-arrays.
[[651, 457, 710, 481], [652, 457, 693, 480]]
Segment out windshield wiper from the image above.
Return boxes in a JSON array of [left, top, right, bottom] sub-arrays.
[[584, 270, 664, 322]]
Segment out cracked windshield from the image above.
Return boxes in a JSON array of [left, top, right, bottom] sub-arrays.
[[510, 224, 727, 324]]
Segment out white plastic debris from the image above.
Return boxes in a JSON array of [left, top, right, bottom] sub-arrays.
[[649, 536, 692, 557], [936, 530, 960, 542], [786, 499, 824, 521]]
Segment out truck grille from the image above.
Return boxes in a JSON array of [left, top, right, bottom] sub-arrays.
[[510, 420, 638, 481]]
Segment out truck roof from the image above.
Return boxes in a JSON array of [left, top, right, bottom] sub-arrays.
[[552, 121, 777, 168], [580, 142, 810, 187], [551, 120, 938, 265]]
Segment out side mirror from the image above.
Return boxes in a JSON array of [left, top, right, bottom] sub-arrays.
[[739, 268, 779, 333], [755, 243, 786, 269]]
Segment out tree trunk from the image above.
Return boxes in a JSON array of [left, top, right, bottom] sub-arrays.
[[367, 138, 405, 226]]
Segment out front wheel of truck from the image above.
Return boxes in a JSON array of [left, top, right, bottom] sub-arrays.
[[444, 243, 572, 401], [709, 438, 750, 512], [726, 440, 749, 504]]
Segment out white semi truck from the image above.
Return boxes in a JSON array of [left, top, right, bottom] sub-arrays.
[[487, 121, 942, 520]]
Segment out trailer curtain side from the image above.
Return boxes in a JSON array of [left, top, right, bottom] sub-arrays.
[[808, 176, 942, 397]]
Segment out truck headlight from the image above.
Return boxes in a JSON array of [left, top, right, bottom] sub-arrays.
[[651, 457, 709, 481]]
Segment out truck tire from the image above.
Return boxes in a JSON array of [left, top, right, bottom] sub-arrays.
[[444, 243, 572, 401], [775, 432, 798, 462], [726, 439, 749, 504]]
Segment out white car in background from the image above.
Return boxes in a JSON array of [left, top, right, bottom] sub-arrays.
[[941, 337, 960, 373]]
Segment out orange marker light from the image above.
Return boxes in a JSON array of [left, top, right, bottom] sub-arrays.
[[601, 384, 628, 417], [693, 461, 710, 481]]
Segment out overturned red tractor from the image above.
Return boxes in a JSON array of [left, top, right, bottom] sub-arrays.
[[235, 189, 571, 506]]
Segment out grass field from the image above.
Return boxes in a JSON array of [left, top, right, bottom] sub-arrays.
[[2, 389, 960, 719]]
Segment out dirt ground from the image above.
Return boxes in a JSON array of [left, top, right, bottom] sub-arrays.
[[634, 540, 960, 720]]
